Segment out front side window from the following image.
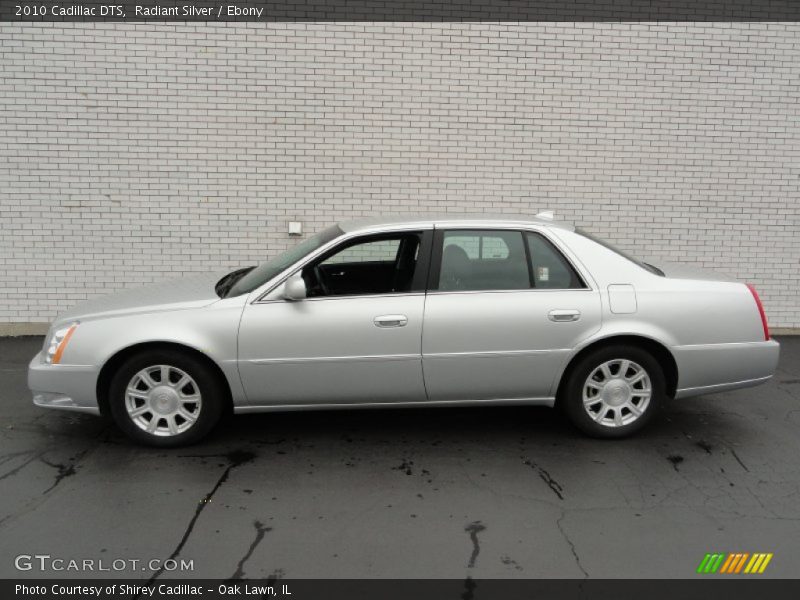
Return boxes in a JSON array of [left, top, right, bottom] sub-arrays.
[[435, 229, 585, 291], [303, 233, 423, 297]]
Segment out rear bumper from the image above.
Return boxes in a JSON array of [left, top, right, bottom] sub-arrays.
[[673, 339, 780, 399], [28, 351, 101, 415]]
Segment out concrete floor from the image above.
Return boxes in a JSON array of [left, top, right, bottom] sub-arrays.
[[1, 336, 799, 580]]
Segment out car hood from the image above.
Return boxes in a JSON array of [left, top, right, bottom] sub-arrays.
[[53, 271, 227, 326], [647, 260, 738, 282]]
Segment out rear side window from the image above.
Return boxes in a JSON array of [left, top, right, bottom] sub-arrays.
[[435, 229, 585, 291], [437, 230, 530, 291], [526, 232, 586, 289]]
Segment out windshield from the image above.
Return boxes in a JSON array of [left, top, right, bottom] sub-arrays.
[[225, 225, 343, 297], [575, 228, 664, 276]]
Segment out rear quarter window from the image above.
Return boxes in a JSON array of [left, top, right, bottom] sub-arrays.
[[525, 232, 586, 289]]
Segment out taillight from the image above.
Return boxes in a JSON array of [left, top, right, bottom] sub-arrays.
[[746, 284, 770, 341]]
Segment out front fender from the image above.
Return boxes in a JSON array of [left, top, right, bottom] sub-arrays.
[[56, 297, 248, 405]]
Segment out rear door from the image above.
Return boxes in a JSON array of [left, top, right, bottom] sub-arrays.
[[421, 227, 601, 401]]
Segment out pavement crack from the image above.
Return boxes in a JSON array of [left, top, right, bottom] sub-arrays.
[[228, 520, 271, 580], [556, 510, 588, 579], [0, 450, 45, 482], [522, 458, 564, 500], [729, 448, 749, 472], [40, 449, 88, 494], [0, 450, 35, 467], [464, 520, 486, 568], [143, 450, 256, 587], [696, 440, 713, 454]]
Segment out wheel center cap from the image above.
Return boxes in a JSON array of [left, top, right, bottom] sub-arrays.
[[150, 386, 178, 415], [603, 379, 630, 406]]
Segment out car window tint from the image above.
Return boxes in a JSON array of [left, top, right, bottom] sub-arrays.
[[438, 230, 529, 291], [525, 232, 585, 289], [443, 235, 511, 260], [322, 239, 400, 265]]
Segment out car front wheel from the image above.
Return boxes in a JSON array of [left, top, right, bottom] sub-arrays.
[[108, 350, 225, 447], [561, 345, 665, 438]]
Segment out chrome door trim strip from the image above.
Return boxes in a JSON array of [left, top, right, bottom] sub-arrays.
[[249, 353, 420, 365], [424, 348, 569, 359]]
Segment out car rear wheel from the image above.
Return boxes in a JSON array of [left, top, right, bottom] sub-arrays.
[[560, 344, 665, 438], [108, 350, 225, 447]]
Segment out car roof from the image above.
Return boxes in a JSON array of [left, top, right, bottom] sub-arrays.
[[338, 213, 575, 234]]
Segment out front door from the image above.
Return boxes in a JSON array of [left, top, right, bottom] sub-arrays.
[[238, 231, 432, 406], [422, 228, 601, 402]]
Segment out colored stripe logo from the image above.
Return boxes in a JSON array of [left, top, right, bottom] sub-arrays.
[[697, 552, 773, 574]]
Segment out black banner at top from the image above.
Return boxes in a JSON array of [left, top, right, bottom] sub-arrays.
[[2, 0, 800, 22]]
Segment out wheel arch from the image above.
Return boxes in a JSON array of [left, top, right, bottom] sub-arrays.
[[96, 341, 233, 417], [555, 334, 679, 403]]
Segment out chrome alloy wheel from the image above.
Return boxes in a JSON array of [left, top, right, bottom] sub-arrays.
[[582, 359, 652, 428], [124, 365, 202, 437]]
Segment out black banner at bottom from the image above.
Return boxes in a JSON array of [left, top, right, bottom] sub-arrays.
[[4, 579, 800, 600]]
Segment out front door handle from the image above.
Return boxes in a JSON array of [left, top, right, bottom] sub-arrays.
[[548, 309, 581, 322], [374, 314, 408, 328]]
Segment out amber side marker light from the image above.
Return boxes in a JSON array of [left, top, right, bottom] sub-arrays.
[[51, 324, 78, 364]]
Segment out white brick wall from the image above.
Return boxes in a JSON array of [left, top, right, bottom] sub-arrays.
[[1, 22, 798, 326]]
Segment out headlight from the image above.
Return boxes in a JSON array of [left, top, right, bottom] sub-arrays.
[[43, 322, 79, 365]]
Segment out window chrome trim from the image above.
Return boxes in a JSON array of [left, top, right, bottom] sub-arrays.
[[255, 292, 426, 305], [248, 222, 595, 304], [250, 225, 433, 304], [426, 288, 595, 297], [430, 224, 596, 293]]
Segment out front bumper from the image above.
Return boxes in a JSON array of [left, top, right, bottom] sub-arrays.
[[673, 339, 780, 399], [28, 351, 102, 415]]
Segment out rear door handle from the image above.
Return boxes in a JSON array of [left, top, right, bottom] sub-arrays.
[[548, 309, 581, 322], [374, 314, 408, 328]]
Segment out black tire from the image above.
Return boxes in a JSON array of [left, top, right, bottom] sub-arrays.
[[560, 344, 665, 438], [108, 349, 225, 447]]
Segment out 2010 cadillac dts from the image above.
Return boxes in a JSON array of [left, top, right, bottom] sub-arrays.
[[29, 215, 780, 446]]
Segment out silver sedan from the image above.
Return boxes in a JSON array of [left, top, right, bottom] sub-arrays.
[[29, 215, 780, 446]]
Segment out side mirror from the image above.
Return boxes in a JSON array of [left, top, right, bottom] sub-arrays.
[[282, 274, 307, 301]]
